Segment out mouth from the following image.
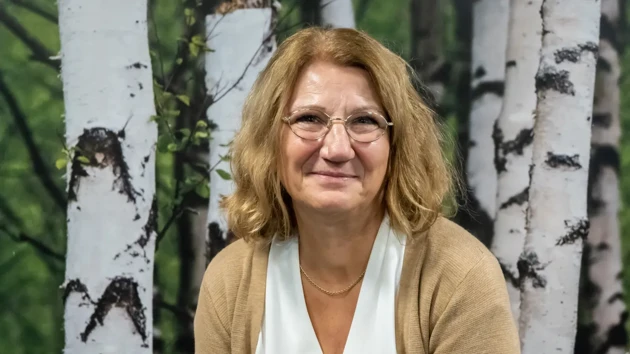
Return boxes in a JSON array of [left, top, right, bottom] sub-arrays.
[[309, 172, 357, 179]]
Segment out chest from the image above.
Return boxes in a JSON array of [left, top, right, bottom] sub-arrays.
[[255, 220, 406, 354], [303, 284, 362, 354]]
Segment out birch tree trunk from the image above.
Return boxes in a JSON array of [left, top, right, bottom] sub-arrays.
[[320, 0, 355, 29], [410, 0, 447, 108], [519, 1, 601, 351], [59, 0, 157, 353], [206, 2, 277, 264], [490, 0, 542, 323], [466, 0, 509, 246], [576, 0, 628, 352]]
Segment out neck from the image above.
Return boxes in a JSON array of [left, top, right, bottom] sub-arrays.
[[294, 201, 385, 286]]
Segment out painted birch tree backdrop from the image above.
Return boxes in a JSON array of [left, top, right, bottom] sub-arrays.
[[3, 0, 630, 353]]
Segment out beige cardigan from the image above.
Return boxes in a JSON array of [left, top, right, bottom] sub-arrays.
[[193, 217, 521, 353]]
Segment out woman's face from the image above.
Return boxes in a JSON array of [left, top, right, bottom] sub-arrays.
[[279, 60, 390, 214]]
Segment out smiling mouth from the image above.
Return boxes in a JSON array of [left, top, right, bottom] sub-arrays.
[[310, 172, 357, 179]]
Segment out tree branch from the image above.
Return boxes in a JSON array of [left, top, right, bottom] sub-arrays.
[[0, 4, 58, 69], [8, 0, 57, 24], [0, 71, 67, 210], [0, 225, 65, 262]]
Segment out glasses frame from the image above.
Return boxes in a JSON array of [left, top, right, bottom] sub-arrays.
[[282, 108, 393, 143]]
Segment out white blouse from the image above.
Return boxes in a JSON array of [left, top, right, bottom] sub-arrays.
[[255, 214, 406, 354]]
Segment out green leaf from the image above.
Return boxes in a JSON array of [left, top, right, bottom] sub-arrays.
[[149, 115, 160, 122], [163, 109, 181, 118], [179, 128, 191, 138], [191, 35, 205, 45], [195, 183, 210, 198], [177, 95, 190, 106], [55, 158, 67, 170], [189, 43, 200, 57], [184, 8, 194, 16], [216, 169, 232, 180], [194, 131, 208, 139], [195, 120, 208, 128], [157, 134, 172, 153], [176, 58, 183, 65], [77, 156, 90, 164]]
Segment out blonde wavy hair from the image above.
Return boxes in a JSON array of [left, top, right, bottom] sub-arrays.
[[220, 27, 457, 242]]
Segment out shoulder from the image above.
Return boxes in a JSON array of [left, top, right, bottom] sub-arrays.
[[199, 238, 270, 321], [406, 216, 505, 316], [422, 216, 496, 276]]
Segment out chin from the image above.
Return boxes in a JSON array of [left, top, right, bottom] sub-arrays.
[[304, 191, 359, 212]]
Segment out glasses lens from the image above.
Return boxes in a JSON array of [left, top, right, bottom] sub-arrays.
[[287, 110, 328, 139], [347, 112, 388, 142]]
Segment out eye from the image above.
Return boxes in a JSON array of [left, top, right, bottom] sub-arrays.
[[351, 115, 379, 125], [294, 114, 326, 124]]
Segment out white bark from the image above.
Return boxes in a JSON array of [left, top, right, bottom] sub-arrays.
[[321, 0, 355, 29], [490, 0, 542, 323], [583, 0, 627, 351], [59, 0, 157, 353], [467, 0, 509, 240], [205, 9, 276, 262], [519, 0, 601, 352]]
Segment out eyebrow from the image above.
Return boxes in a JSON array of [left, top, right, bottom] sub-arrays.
[[291, 104, 385, 115]]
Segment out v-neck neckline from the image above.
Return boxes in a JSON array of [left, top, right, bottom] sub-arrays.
[[289, 215, 393, 354]]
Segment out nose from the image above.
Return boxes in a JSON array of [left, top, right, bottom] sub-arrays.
[[319, 119, 355, 162]]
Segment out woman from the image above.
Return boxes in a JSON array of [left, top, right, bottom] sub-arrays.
[[194, 27, 519, 354]]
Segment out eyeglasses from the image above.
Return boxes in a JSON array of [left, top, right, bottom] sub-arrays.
[[282, 108, 393, 143]]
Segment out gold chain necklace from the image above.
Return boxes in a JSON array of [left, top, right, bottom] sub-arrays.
[[299, 264, 366, 296]]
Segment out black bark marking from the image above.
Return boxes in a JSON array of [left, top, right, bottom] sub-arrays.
[[592, 113, 612, 128], [517, 251, 547, 288], [545, 152, 582, 169], [499, 260, 519, 288], [114, 198, 157, 264], [206, 222, 228, 264], [556, 219, 589, 246], [506, 60, 517, 68], [600, 14, 622, 54], [499, 187, 529, 210], [80, 277, 148, 344], [617, 271, 624, 280], [608, 292, 624, 304], [599, 311, 629, 351], [63, 279, 92, 304], [597, 57, 612, 72], [553, 42, 598, 64], [493, 122, 534, 174], [473, 66, 486, 79], [596, 242, 611, 251], [588, 144, 620, 215], [590, 144, 620, 174], [492, 121, 506, 173], [138, 83, 143, 90], [68, 128, 138, 203], [130, 93, 135, 98], [535, 67, 575, 95], [471, 80, 504, 100], [127, 62, 148, 69]]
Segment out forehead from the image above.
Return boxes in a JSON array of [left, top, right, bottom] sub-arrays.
[[288, 60, 382, 112]]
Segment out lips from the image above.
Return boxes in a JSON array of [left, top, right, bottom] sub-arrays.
[[310, 171, 357, 178]]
